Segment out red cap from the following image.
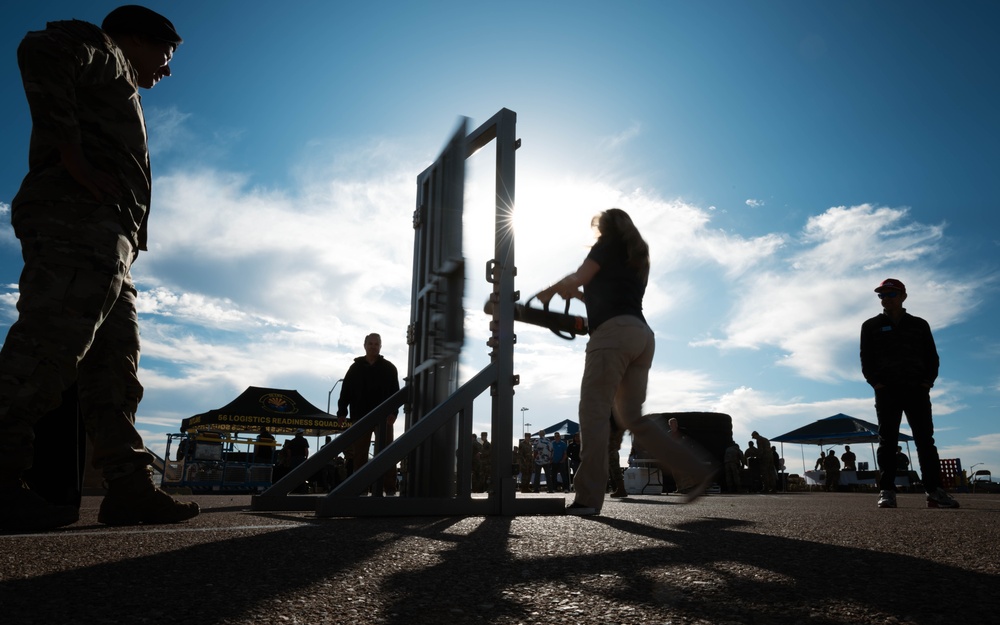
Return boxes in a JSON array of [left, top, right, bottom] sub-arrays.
[[875, 278, 906, 293]]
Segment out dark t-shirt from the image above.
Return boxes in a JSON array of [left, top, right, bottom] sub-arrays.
[[286, 435, 309, 460], [584, 237, 646, 331]]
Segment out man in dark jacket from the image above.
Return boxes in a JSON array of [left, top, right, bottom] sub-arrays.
[[822, 450, 841, 492], [860, 278, 958, 509], [0, 5, 197, 531], [337, 333, 400, 494]]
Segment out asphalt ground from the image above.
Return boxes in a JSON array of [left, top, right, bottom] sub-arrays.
[[2, 490, 998, 625]]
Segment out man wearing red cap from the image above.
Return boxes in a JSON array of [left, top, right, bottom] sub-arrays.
[[860, 279, 959, 509], [0, 6, 198, 531]]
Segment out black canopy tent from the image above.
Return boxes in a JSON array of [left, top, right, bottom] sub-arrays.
[[771, 413, 913, 474], [163, 387, 348, 493], [180, 386, 350, 436]]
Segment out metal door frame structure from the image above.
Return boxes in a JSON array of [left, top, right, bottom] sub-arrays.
[[252, 108, 563, 516]]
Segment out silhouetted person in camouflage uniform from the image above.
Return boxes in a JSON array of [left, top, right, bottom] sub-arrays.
[[477, 431, 492, 492], [517, 432, 534, 493], [1, 6, 198, 531]]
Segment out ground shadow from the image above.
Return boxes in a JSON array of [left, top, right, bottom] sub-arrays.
[[2, 508, 996, 625]]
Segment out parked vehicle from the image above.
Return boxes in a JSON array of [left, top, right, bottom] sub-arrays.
[[969, 468, 998, 493]]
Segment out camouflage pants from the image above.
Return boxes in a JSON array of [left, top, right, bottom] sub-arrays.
[[518, 460, 534, 489], [0, 202, 152, 476]]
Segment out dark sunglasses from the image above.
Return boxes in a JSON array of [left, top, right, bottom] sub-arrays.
[[878, 292, 901, 299]]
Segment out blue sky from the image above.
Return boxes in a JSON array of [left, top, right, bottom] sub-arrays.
[[1, 1, 998, 476]]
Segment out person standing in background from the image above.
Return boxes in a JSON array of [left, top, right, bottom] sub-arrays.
[[550, 432, 569, 492], [337, 333, 400, 495], [823, 449, 841, 492], [517, 432, 534, 493], [841, 446, 857, 472], [567, 432, 581, 489], [532, 430, 554, 493], [751, 431, 776, 493], [861, 278, 958, 509], [723, 440, 745, 493]]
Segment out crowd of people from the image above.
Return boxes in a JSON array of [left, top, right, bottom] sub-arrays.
[[720, 436, 783, 494], [516, 430, 580, 493], [177, 415, 930, 502], [803, 444, 912, 492]]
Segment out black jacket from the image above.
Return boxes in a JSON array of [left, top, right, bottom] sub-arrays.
[[860, 310, 939, 388], [336, 355, 399, 420]]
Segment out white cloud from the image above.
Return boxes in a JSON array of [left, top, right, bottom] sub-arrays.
[[138, 287, 269, 328], [940, 433, 1000, 470], [0, 202, 15, 248], [144, 145, 416, 335], [695, 203, 983, 382], [745, 198, 764, 208], [599, 121, 642, 151], [644, 367, 720, 412], [125, 141, 424, 422], [145, 106, 194, 157], [798, 204, 945, 272]]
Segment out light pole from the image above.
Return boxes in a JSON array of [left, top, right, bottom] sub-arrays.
[[520, 406, 529, 435], [327, 378, 344, 414]]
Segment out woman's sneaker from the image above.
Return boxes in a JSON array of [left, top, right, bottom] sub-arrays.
[[926, 487, 960, 509], [877, 490, 897, 508], [565, 502, 597, 516]]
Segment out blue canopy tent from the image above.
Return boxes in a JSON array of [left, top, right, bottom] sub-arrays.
[[537, 419, 579, 438], [771, 413, 913, 474]]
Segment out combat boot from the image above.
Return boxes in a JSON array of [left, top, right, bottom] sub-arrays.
[[610, 476, 628, 498], [0, 479, 79, 532], [98, 467, 199, 526]]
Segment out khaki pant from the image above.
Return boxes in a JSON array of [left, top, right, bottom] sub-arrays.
[[0, 202, 152, 476], [350, 418, 397, 492], [571, 316, 709, 511]]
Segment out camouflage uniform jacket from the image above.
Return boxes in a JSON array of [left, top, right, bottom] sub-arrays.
[[13, 19, 152, 251], [517, 439, 534, 470]]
